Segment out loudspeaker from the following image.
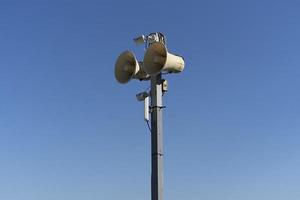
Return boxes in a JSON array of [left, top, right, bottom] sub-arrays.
[[114, 51, 149, 84], [143, 42, 185, 76]]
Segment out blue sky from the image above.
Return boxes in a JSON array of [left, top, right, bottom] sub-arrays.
[[0, 0, 300, 199]]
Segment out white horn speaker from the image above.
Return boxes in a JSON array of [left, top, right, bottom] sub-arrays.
[[143, 42, 185, 76], [114, 51, 149, 84]]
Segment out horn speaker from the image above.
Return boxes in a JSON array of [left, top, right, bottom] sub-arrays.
[[114, 51, 148, 84], [143, 42, 185, 76]]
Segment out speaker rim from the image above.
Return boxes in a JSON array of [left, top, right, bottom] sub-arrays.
[[114, 51, 138, 84], [143, 42, 167, 76]]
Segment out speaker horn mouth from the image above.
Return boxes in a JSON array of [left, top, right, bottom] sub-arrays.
[[143, 42, 167, 76], [114, 51, 139, 84]]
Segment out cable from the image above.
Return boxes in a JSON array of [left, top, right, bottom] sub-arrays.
[[146, 120, 151, 134]]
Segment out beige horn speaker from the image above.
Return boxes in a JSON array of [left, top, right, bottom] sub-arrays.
[[114, 51, 149, 84], [143, 42, 185, 76]]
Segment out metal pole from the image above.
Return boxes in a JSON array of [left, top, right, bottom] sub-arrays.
[[150, 73, 164, 200]]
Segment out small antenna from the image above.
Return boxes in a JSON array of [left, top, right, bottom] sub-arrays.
[[133, 32, 167, 49], [133, 35, 146, 45]]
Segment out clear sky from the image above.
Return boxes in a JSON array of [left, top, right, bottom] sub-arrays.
[[0, 0, 300, 200]]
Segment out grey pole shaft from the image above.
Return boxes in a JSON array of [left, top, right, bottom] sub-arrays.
[[150, 74, 164, 200]]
